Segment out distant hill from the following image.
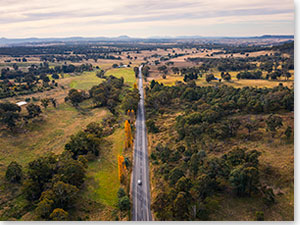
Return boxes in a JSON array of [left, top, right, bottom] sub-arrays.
[[0, 35, 294, 46]]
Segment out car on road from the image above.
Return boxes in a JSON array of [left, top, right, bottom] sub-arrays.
[[138, 179, 142, 185]]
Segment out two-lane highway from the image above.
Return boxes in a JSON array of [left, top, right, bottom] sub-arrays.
[[131, 65, 152, 221]]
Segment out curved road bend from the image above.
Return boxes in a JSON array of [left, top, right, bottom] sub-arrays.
[[131, 65, 152, 221]]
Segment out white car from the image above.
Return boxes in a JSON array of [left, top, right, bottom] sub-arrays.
[[138, 179, 142, 185]]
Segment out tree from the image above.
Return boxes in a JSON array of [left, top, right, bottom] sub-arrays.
[[169, 167, 184, 185], [146, 119, 159, 133], [256, 211, 264, 221], [52, 181, 79, 209], [5, 161, 23, 183], [41, 98, 50, 109], [265, 115, 283, 137], [26, 103, 42, 119], [65, 131, 101, 159], [152, 192, 172, 220], [118, 196, 130, 211], [35, 198, 54, 219], [52, 73, 59, 79], [244, 119, 259, 135], [117, 187, 126, 198], [67, 89, 84, 107], [118, 155, 126, 181], [121, 89, 140, 113], [206, 74, 215, 83], [134, 67, 139, 77], [124, 120, 133, 149], [57, 158, 86, 188], [28, 154, 57, 186], [229, 165, 259, 196], [224, 73, 231, 81], [0, 102, 21, 130], [173, 192, 190, 220], [285, 126, 293, 139], [50, 98, 57, 108], [175, 177, 192, 192], [84, 122, 103, 138], [50, 208, 69, 221]]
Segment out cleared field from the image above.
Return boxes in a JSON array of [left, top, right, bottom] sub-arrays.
[[105, 68, 136, 86]]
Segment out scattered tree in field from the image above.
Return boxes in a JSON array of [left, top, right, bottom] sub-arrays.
[[285, 126, 293, 139], [26, 103, 42, 119], [244, 119, 259, 135], [50, 98, 57, 108], [41, 98, 50, 109], [124, 120, 133, 149], [206, 74, 216, 83], [66, 89, 84, 107], [221, 72, 231, 81], [0, 102, 21, 130], [5, 161, 23, 183], [265, 115, 283, 137]]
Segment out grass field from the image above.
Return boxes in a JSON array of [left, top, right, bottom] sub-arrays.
[[0, 103, 107, 173], [69, 71, 105, 90], [105, 68, 136, 86], [84, 128, 124, 207], [153, 71, 294, 89]]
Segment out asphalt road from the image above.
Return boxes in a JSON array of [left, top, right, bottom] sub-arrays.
[[131, 65, 152, 221]]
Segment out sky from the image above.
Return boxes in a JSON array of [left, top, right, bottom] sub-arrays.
[[0, 0, 294, 38]]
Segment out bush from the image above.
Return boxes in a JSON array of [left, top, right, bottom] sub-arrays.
[[50, 208, 69, 221], [146, 119, 159, 133], [256, 211, 264, 221], [117, 187, 126, 198], [118, 196, 130, 211]]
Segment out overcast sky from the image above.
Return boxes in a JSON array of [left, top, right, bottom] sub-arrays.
[[0, 0, 294, 38]]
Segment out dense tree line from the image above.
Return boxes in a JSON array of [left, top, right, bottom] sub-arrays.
[[151, 145, 261, 220], [145, 80, 293, 220]]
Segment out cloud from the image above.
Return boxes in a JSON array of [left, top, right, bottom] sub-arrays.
[[0, 0, 294, 37]]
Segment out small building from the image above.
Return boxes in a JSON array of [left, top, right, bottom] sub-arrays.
[[16, 101, 27, 107]]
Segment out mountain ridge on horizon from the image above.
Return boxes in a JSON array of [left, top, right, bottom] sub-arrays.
[[0, 34, 294, 45]]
